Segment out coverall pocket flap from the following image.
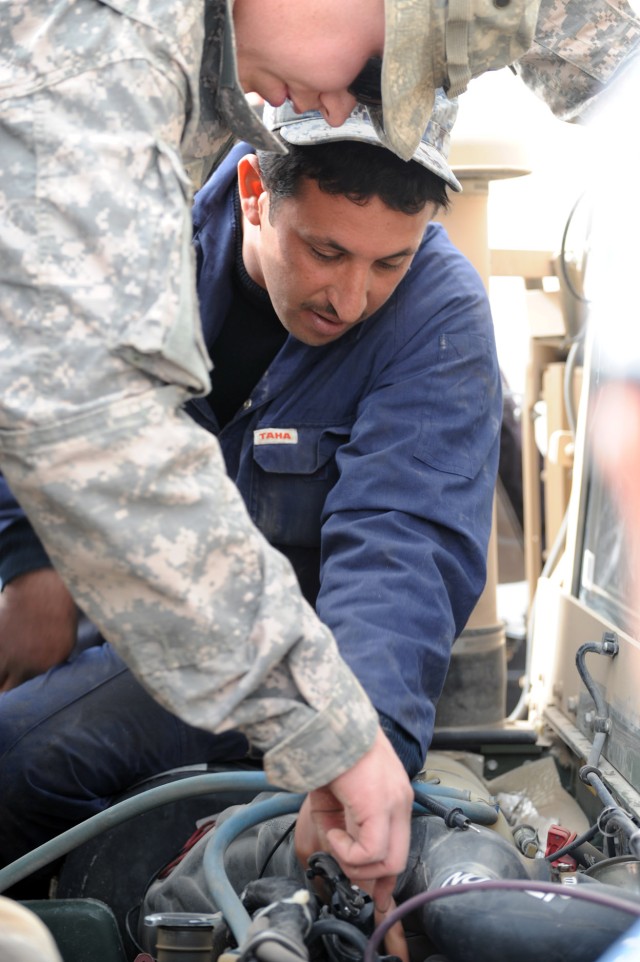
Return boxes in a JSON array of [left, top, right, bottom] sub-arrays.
[[252, 426, 349, 478]]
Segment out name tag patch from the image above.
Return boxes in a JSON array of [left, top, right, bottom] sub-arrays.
[[254, 428, 299, 445]]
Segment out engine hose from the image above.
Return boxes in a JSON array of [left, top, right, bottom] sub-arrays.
[[576, 639, 617, 722], [202, 786, 497, 948], [575, 636, 618, 769], [412, 784, 498, 826], [430, 727, 537, 749], [365, 879, 640, 962], [0, 767, 498, 897], [202, 793, 305, 944], [579, 769, 640, 859], [0, 770, 279, 893], [410, 783, 476, 800]]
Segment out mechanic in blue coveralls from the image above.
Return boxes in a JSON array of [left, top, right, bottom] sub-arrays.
[[0, 96, 501, 869]]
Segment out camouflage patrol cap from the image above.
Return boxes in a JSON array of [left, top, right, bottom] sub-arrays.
[[218, 0, 286, 153], [263, 90, 462, 193], [376, 0, 542, 161]]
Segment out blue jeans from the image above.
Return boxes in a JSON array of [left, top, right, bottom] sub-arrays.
[[0, 639, 249, 868]]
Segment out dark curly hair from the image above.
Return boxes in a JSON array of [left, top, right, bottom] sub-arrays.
[[256, 138, 449, 220]]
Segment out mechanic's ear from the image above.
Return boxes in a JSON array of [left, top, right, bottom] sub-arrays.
[[237, 154, 266, 226]]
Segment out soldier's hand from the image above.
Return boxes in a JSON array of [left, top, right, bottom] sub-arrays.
[[295, 727, 412, 915], [0, 569, 77, 691]]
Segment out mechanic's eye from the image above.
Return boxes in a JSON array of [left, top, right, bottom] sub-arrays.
[[311, 248, 341, 262]]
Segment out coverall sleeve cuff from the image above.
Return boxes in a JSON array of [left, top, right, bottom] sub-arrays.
[[262, 677, 380, 794]]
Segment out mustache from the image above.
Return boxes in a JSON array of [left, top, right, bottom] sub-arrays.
[[301, 302, 368, 324]]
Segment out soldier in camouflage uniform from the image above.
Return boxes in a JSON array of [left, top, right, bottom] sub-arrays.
[[0, 0, 412, 905], [0, 89, 498, 886], [0, 0, 638, 902]]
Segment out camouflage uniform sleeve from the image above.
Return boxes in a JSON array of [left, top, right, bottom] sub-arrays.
[[516, 0, 640, 120], [0, 392, 379, 794], [0, 0, 378, 794]]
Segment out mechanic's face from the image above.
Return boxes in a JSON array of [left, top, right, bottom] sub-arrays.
[[233, 0, 384, 127], [240, 157, 435, 347]]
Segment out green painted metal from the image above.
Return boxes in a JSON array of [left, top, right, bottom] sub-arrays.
[[22, 898, 128, 962]]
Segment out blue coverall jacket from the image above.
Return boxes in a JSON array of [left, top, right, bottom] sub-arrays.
[[0, 142, 501, 772]]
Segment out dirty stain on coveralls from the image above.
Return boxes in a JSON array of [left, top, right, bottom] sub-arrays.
[[0, 0, 378, 792]]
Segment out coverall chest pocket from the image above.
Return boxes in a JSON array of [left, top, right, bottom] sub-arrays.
[[250, 426, 350, 547]]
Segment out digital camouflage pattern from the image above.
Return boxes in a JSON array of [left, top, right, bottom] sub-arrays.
[[266, 93, 463, 193], [516, 0, 640, 120], [0, 0, 378, 793], [377, 0, 543, 160], [377, 0, 640, 161], [1, 0, 639, 794]]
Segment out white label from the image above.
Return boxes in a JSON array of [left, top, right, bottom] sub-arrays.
[[253, 428, 299, 445]]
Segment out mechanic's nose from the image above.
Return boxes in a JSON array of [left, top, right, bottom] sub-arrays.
[[330, 270, 369, 324]]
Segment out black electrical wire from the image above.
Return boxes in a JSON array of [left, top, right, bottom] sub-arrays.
[[124, 856, 184, 956], [125, 902, 147, 956], [257, 818, 296, 879], [543, 822, 600, 862], [308, 917, 373, 960]]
